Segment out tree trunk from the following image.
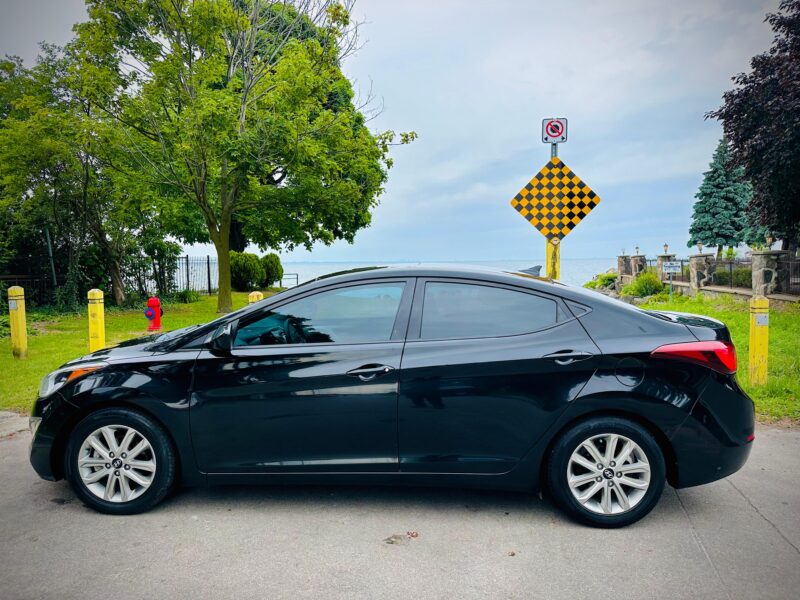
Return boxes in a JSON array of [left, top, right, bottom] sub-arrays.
[[213, 230, 233, 313], [716, 246, 723, 259], [109, 260, 126, 306]]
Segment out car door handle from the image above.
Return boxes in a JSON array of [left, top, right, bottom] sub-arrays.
[[346, 364, 396, 382], [543, 350, 595, 366]]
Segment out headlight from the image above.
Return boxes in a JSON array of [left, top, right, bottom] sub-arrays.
[[38, 362, 107, 397]]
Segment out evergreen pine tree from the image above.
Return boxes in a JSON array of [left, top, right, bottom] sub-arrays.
[[687, 138, 752, 257]]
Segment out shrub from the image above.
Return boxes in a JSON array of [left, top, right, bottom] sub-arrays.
[[230, 251, 265, 291], [583, 272, 617, 289], [173, 289, 202, 303], [621, 271, 663, 297], [261, 253, 284, 288], [714, 267, 752, 289]]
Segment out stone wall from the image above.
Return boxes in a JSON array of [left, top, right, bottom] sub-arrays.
[[689, 254, 715, 291], [752, 251, 789, 296]]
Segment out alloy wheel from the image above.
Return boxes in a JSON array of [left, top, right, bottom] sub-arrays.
[[566, 433, 651, 515], [77, 425, 157, 503]]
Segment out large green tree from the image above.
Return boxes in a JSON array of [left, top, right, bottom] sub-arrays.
[[687, 138, 752, 258], [74, 0, 413, 312], [708, 0, 800, 253]]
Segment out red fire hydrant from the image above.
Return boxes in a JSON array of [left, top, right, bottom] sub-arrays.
[[144, 296, 163, 332]]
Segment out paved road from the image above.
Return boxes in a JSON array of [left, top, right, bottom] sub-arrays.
[[1, 412, 799, 600]]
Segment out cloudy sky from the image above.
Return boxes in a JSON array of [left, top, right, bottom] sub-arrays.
[[0, 0, 780, 262]]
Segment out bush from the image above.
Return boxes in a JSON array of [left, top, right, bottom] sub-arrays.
[[261, 253, 284, 287], [173, 289, 202, 303], [583, 272, 617, 289], [714, 267, 752, 289], [621, 271, 664, 297], [230, 251, 265, 291]]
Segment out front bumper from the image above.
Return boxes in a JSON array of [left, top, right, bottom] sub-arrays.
[[29, 392, 74, 482]]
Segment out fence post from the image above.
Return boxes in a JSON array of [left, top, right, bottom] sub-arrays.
[[87, 289, 106, 352], [8, 286, 27, 359], [206, 255, 212, 295], [748, 296, 769, 386]]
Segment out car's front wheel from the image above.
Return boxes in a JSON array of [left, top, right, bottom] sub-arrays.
[[546, 417, 666, 527], [64, 408, 176, 515]]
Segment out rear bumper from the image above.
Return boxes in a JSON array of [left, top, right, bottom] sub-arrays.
[[670, 374, 755, 488]]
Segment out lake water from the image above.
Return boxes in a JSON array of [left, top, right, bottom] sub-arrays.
[[280, 259, 615, 288]]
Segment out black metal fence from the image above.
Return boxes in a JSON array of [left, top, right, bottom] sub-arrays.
[[780, 256, 800, 295], [708, 259, 752, 289], [131, 255, 299, 296]]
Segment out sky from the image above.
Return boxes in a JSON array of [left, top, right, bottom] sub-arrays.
[[0, 0, 781, 262]]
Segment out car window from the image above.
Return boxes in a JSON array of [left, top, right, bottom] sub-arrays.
[[420, 282, 558, 340], [234, 283, 406, 347]]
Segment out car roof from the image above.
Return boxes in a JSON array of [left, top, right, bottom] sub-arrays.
[[308, 263, 558, 287]]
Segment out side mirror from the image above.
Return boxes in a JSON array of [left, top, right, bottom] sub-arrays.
[[209, 322, 235, 355]]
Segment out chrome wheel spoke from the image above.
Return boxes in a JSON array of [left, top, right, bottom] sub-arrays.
[[128, 460, 156, 473], [619, 476, 649, 489], [569, 471, 600, 488], [582, 440, 605, 465], [78, 425, 156, 504], [614, 484, 631, 511], [124, 468, 151, 487], [567, 433, 651, 516], [82, 468, 108, 484], [604, 434, 619, 464], [618, 461, 650, 475], [104, 473, 117, 500], [571, 454, 599, 473], [576, 480, 603, 503], [600, 486, 613, 514]]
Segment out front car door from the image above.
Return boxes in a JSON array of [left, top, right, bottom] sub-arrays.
[[190, 278, 414, 473], [398, 278, 600, 474]]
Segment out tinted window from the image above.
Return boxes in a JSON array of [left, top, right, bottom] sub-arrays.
[[421, 282, 558, 340], [234, 283, 405, 346]]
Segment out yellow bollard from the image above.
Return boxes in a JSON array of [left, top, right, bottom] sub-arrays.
[[87, 289, 106, 352], [248, 291, 264, 304], [748, 296, 769, 386], [546, 239, 561, 280], [8, 286, 27, 359]]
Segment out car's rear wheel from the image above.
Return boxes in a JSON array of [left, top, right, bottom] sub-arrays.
[[546, 416, 666, 527], [64, 408, 175, 515]]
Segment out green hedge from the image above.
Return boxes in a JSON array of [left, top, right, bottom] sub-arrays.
[[261, 253, 284, 287], [621, 271, 663, 297], [230, 251, 265, 291], [713, 267, 752, 289]]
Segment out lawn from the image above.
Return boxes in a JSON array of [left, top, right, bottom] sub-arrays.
[[1, 290, 798, 423], [0, 292, 261, 414], [641, 293, 800, 423]]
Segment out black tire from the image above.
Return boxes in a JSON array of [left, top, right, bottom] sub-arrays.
[[64, 408, 176, 515], [545, 416, 666, 528]]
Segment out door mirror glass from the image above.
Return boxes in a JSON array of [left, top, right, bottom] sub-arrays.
[[209, 322, 235, 354]]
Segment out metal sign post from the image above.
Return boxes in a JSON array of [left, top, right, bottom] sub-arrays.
[[662, 261, 682, 301], [510, 120, 599, 281]]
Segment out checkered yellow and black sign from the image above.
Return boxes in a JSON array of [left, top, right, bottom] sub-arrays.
[[510, 157, 600, 241]]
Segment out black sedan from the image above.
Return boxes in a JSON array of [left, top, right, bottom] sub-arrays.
[[29, 265, 754, 527]]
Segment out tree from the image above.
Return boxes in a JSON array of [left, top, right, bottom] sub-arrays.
[[687, 138, 751, 257], [708, 0, 800, 253], [0, 47, 138, 306], [74, 0, 414, 312], [260, 252, 283, 287]]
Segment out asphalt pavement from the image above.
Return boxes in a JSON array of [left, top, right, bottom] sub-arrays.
[[1, 411, 799, 600]]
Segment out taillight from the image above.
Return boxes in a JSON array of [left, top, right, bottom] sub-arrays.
[[650, 340, 737, 374]]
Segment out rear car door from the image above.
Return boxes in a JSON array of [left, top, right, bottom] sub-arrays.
[[190, 278, 414, 473], [398, 278, 600, 474]]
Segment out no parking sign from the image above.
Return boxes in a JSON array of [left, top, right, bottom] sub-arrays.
[[542, 118, 568, 143]]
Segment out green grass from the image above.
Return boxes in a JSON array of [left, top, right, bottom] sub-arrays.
[[2, 290, 798, 423], [641, 293, 800, 423], [0, 292, 260, 414]]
